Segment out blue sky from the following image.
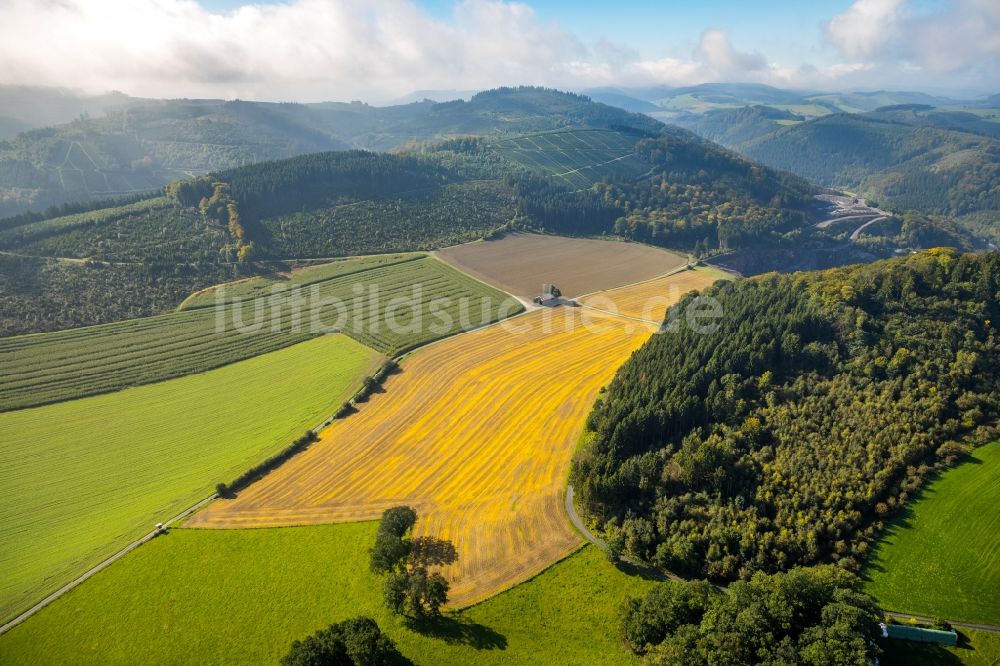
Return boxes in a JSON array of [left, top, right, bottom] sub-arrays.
[[0, 0, 996, 101], [199, 0, 852, 67]]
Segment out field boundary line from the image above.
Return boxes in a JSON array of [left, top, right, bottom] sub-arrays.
[[428, 251, 537, 311], [0, 494, 218, 635], [1, 255, 527, 627], [573, 259, 694, 302], [882, 611, 1000, 634]]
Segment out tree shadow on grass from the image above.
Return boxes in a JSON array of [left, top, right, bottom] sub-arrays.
[[404, 615, 507, 651], [876, 637, 965, 665], [612, 557, 670, 583]]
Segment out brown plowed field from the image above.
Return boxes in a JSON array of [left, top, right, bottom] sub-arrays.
[[435, 233, 686, 299], [188, 308, 650, 606]]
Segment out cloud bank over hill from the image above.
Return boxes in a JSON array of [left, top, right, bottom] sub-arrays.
[[0, 0, 995, 102]]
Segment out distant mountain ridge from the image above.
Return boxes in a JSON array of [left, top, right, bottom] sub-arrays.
[[0, 86, 659, 218]]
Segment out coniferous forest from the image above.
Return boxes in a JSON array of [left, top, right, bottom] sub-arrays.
[[574, 249, 1000, 579]]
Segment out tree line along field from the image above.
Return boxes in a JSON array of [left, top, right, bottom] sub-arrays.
[[0, 525, 652, 665], [3, 523, 996, 666], [187, 307, 652, 607], [0, 255, 520, 411], [863, 440, 1000, 625], [491, 129, 651, 189], [435, 232, 686, 300], [0, 334, 382, 623]]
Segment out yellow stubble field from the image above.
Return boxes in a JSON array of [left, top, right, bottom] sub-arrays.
[[579, 267, 729, 322], [188, 307, 651, 606]]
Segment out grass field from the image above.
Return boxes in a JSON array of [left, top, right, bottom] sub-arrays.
[[436, 233, 686, 300], [863, 441, 1000, 625], [0, 256, 519, 410], [0, 524, 651, 665], [188, 307, 651, 606], [178, 253, 422, 308], [0, 334, 382, 622], [491, 129, 649, 189], [579, 265, 730, 322]]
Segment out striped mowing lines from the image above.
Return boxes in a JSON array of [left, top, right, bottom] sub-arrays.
[[0, 334, 383, 623], [187, 307, 652, 607], [0, 256, 520, 411]]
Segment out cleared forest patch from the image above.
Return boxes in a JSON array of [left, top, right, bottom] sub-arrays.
[[491, 129, 649, 189]]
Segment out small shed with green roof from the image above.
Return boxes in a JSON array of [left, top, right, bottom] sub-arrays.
[[886, 624, 958, 646]]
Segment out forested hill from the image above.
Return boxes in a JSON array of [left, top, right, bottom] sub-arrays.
[[734, 113, 1000, 241], [0, 87, 657, 218], [0, 122, 819, 336], [573, 248, 1000, 581], [677, 105, 802, 148]]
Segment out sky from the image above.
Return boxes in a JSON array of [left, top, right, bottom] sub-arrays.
[[0, 0, 996, 103]]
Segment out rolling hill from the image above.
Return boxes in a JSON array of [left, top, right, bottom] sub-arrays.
[[585, 83, 972, 124], [735, 113, 1000, 240], [0, 103, 819, 336], [0, 87, 658, 218]]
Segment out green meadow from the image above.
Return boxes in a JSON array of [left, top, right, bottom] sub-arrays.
[[0, 334, 382, 622], [0, 524, 651, 665], [863, 441, 1000, 625]]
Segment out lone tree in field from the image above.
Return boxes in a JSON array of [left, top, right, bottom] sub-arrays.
[[370, 506, 456, 618], [281, 616, 401, 666]]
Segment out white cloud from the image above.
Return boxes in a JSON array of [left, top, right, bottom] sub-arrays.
[[824, 0, 905, 59], [0, 0, 994, 101], [0, 0, 588, 101], [825, 0, 1000, 79], [696, 29, 767, 74]]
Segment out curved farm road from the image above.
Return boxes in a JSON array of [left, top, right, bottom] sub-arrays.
[[565, 486, 1000, 634]]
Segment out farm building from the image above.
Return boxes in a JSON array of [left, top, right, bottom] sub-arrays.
[[883, 623, 958, 646], [533, 284, 562, 306]]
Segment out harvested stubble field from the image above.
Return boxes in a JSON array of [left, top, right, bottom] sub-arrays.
[[189, 307, 652, 606], [436, 233, 685, 300], [491, 129, 649, 189], [0, 256, 519, 411], [578, 266, 731, 322], [0, 334, 382, 623]]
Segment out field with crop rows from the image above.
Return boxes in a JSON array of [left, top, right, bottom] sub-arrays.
[[491, 129, 649, 189], [188, 307, 651, 606], [178, 253, 422, 308], [0, 334, 382, 622], [0, 256, 519, 410], [0, 525, 652, 666], [436, 233, 685, 300], [578, 266, 730, 322], [863, 440, 1000, 625]]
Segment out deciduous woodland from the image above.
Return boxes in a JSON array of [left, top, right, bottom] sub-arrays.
[[574, 249, 1000, 580]]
